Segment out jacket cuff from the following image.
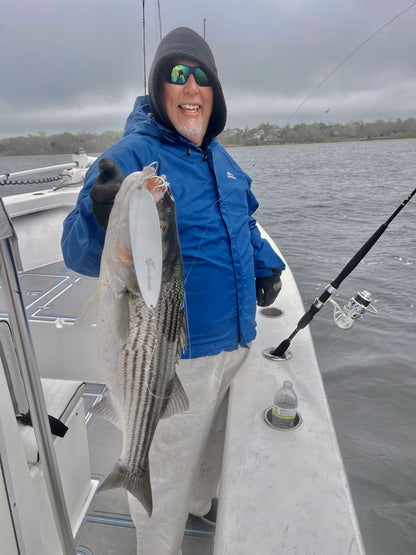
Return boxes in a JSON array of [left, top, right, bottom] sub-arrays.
[[255, 266, 282, 278]]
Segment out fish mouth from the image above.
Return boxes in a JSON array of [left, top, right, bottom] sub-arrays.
[[144, 176, 162, 192], [144, 175, 169, 203]]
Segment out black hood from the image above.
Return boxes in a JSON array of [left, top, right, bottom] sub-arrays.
[[148, 27, 227, 145]]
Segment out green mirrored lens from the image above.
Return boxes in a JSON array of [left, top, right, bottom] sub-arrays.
[[171, 65, 189, 84], [170, 65, 210, 86], [195, 68, 209, 86]]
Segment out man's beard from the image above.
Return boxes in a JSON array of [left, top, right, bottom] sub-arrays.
[[176, 123, 203, 139]]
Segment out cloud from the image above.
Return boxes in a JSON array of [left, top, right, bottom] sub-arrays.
[[1, 0, 416, 137], [225, 78, 416, 127], [0, 89, 138, 136]]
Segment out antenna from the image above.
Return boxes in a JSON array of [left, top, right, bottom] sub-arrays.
[[157, 0, 162, 39], [141, 0, 147, 95]]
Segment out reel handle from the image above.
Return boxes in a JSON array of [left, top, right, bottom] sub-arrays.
[[330, 290, 377, 329]]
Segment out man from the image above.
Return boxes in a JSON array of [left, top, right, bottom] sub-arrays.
[[62, 27, 285, 554]]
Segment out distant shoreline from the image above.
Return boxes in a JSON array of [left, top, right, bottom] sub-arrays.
[[225, 135, 416, 149], [1, 135, 415, 157], [1, 118, 415, 155]]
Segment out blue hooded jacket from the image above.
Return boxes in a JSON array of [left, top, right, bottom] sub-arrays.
[[62, 27, 285, 358], [62, 97, 285, 358]]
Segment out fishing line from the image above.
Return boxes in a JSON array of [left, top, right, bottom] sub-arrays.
[[286, 1, 416, 124], [145, 383, 175, 401], [251, 1, 416, 170], [142, 311, 175, 402], [143, 168, 232, 359], [182, 186, 235, 358], [182, 190, 233, 286], [245, 4, 416, 356], [145, 378, 185, 402], [144, 333, 185, 403]]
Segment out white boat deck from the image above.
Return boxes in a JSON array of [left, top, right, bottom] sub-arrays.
[[0, 261, 214, 555], [0, 186, 364, 554], [216, 240, 364, 554]]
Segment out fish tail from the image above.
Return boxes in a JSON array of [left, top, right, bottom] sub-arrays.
[[98, 461, 153, 517]]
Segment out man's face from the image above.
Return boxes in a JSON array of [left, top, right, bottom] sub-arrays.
[[162, 59, 213, 147]]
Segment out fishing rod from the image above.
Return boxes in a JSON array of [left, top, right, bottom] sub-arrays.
[[141, 0, 147, 95], [271, 185, 416, 358]]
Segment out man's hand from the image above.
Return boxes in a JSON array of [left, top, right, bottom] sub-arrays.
[[89, 158, 125, 229], [256, 268, 282, 307]]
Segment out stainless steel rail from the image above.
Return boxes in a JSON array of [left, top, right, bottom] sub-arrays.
[[0, 198, 76, 555], [0, 163, 77, 182]]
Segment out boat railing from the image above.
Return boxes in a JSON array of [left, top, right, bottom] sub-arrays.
[[0, 198, 77, 554], [0, 148, 96, 187], [0, 163, 78, 182]]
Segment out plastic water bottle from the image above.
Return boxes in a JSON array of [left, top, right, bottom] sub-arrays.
[[272, 381, 298, 429]]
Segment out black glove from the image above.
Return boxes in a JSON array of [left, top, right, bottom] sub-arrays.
[[89, 158, 125, 229], [256, 268, 282, 307]]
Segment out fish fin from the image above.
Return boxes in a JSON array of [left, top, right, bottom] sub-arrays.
[[75, 293, 98, 327], [90, 392, 121, 429], [98, 460, 153, 517], [161, 373, 189, 419], [114, 291, 130, 341]]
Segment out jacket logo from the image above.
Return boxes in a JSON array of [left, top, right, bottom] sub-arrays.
[[227, 171, 237, 180]]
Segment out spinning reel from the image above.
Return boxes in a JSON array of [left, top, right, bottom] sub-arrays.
[[329, 290, 377, 329]]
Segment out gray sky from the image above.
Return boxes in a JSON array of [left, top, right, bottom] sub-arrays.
[[1, 0, 416, 138]]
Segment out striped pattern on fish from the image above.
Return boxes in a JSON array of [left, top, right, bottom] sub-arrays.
[[90, 161, 188, 517]]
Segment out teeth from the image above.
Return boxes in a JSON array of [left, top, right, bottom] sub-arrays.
[[180, 104, 199, 110]]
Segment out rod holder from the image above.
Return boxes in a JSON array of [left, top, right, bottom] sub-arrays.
[[262, 347, 293, 361], [264, 407, 302, 431]]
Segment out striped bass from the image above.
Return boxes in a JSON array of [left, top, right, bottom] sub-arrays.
[[90, 160, 188, 517]]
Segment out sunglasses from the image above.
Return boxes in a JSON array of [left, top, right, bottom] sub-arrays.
[[168, 64, 210, 87]]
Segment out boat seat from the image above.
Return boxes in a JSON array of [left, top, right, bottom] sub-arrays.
[[0, 319, 86, 463], [0, 319, 92, 532], [18, 378, 86, 464]]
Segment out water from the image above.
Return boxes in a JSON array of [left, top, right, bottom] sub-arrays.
[[233, 139, 416, 555], [0, 154, 76, 197], [1, 139, 416, 553]]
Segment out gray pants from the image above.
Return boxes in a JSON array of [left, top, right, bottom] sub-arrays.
[[128, 346, 249, 554]]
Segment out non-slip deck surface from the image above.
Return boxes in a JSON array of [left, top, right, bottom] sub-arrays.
[[0, 262, 214, 554]]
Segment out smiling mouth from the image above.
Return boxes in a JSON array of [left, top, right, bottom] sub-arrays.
[[179, 104, 200, 112]]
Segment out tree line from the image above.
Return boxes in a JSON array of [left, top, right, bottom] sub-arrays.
[[1, 118, 415, 156], [220, 117, 416, 146], [0, 130, 123, 157]]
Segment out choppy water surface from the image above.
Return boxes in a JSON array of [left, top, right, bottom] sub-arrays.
[[1, 139, 415, 554], [233, 139, 416, 555]]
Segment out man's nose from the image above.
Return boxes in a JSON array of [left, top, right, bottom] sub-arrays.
[[183, 74, 199, 93]]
